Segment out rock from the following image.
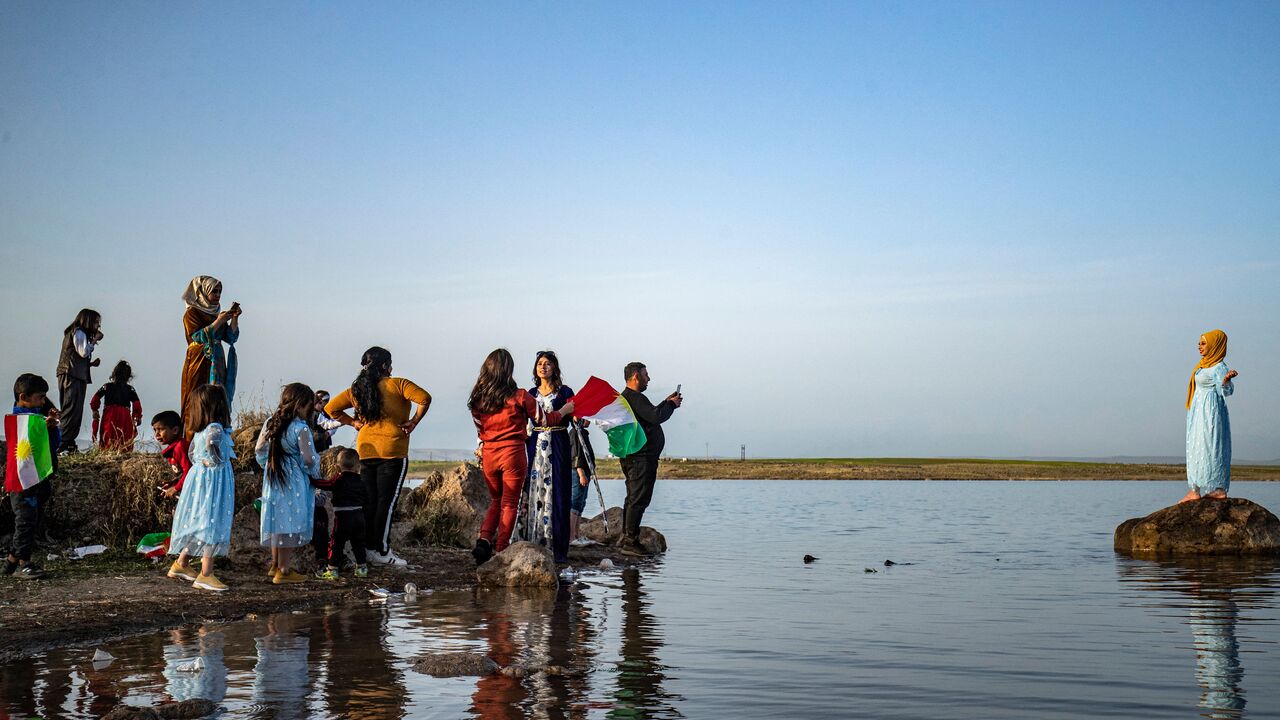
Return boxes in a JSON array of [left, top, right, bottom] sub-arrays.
[[1115, 498, 1280, 557], [396, 463, 488, 547], [411, 652, 499, 677], [578, 507, 667, 555], [103, 699, 218, 720], [476, 541, 558, 588], [500, 665, 527, 678]]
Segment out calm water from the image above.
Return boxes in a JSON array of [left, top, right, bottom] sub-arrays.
[[5, 480, 1280, 719]]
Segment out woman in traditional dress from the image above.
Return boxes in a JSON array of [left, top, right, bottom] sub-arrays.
[[180, 276, 240, 435], [1181, 329, 1240, 503], [519, 350, 576, 563]]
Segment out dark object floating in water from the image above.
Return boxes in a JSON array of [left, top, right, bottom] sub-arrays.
[[803, 554, 818, 564], [864, 567, 878, 573], [883, 559, 896, 566]]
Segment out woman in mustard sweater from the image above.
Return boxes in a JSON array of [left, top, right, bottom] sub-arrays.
[[325, 347, 431, 566]]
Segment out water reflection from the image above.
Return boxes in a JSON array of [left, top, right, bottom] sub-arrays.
[[1117, 556, 1280, 719], [313, 606, 408, 719], [610, 567, 683, 719]]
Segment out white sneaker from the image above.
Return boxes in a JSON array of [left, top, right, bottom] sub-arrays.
[[370, 550, 408, 567], [570, 537, 594, 547]]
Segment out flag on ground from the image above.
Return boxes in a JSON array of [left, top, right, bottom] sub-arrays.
[[5, 414, 55, 492], [570, 376, 647, 458], [136, 532, 171, 558]]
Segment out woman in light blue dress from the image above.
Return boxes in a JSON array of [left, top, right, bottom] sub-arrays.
[[167, 385, 236, 592], [255, 383, 320, 584], [1181, 329, 1240, 503]]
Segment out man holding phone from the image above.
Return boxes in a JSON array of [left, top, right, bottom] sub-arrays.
[[618, 362, 682, 556]]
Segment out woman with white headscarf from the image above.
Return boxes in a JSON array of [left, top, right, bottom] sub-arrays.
[[181, 276, 241, 435]]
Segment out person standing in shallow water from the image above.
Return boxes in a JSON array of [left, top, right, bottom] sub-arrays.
[[1181, 329, 1239, 504], [618, 362, 682, 556], [520, 351, 576, 564]]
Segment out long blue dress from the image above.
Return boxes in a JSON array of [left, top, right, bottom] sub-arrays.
[[169, 423, 236, 557], [1186, 362, 1234, 494], [255, 417, 319, 548], [520, 385, 574, 563]]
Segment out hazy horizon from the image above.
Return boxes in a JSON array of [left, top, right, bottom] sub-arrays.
[[2, 3, 1278, 460]]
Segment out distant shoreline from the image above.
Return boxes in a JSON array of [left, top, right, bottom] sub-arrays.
[[409, 457, 1280, 481]]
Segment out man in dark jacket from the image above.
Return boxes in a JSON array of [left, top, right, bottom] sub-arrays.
[[618, 362, 682, 556]]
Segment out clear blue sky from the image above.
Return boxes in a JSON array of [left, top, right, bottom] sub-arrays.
[[2, 2, 1278, 459]]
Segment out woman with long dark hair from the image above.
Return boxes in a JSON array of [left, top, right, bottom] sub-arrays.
[[519, 350, 577, 563], [254, 383, 320, 583], [56, 308, 103, 453], [324, 347, 431, 566], [469, 349, 572, 564], [89, 360, 142, 451], [180, 276, 240, 437]]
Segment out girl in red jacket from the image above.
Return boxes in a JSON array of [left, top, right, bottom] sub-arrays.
[[468, 349, 572, 564]]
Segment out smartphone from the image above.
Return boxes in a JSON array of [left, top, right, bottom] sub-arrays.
[[675, 384, 682, 395]]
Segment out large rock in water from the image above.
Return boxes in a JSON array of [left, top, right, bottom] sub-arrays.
[[411, 652, 500, 677], [1115, 498, 1280, 557], [577, 506, 668, 554], [476, 541, 558, 588]]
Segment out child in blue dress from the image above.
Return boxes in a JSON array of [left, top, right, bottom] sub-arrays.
[[255, 383, 320, 584], [167, 385, 236, 592]]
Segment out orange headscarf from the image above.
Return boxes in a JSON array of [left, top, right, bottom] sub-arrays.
[[1187, 329, 1228, 409]]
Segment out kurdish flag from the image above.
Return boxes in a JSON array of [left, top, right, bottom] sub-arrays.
[[5, 414, 55, 492], [136, 532, 171, 559], [571, 376, 647, 458]]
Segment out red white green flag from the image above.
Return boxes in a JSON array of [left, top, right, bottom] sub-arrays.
[[136, 532, 171, 558], [570, 376, 647, 458], [5, 414, 55, 492]]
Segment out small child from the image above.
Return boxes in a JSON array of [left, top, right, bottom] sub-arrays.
[[254, 383, 319, 585], [166, 385, 236, 592], [56, 308, 103, 454], [152, 410, 191, 498], [90, 360, 143, 452], [4, 374, 61, 580], [312, 448, 368, 580]]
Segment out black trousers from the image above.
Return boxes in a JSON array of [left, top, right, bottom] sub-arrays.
[[360, 457, 408, 555], [330, 509, 367, 565], [8, 482, 52, 562], [57, 375, 86, 452], [620, 453, 659, 542]]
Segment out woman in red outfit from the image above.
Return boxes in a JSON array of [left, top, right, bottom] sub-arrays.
[[90, 361, 143, 452], [468, 349, 573, 565]]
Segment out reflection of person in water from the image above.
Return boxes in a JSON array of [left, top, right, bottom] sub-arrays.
[[1189, 595, 1245, 717], [471, 604, 529, 720], [610, 567, 684, 719], [252, 614, 311, 720], [549, 582, 599, 716], [164, 626, 228, 704], [318, 607, 408, 719]]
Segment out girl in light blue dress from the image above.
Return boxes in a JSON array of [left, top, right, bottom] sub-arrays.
[[167, 385, 236, 592], [255, 383, 320, 584], [1181, 329, 1240, 503]]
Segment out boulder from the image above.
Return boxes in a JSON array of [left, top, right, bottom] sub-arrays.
[[1115, 498, 1280, 557], [397, 463, 489, 547], [578, 506, 667, 554], [476, 541, 558, 588], [411, 652, 500, 677], [103, 699, 218, 719]]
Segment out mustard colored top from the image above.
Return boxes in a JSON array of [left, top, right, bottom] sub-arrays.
[[325, 377, 431, 460]]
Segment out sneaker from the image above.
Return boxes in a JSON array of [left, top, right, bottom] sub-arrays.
[[192, 573, 228, 592], [370, 550, 408, 567], [471, 538, 493, 566], [3, 556, 18, 576], [570, 537, 594, 547], [315, 566, 339, 581], [353, 564, 369, 579], [273, 569, 308, 585], [265, 563, 279, 579], [167, 561, 198, 582], [16, 564, 46, 580]]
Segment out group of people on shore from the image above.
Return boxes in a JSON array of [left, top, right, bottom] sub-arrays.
[[5, 275, 684, 590]]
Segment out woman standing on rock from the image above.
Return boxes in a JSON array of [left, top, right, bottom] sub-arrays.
[[519, 350, 576, 564], [469, 349, 571, 564], [180, 276, 240, 436], [1181, 329, 1239, 504], [324, 347, 431, 566]]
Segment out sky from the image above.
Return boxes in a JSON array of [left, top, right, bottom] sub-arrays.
[[1, 2, 1278, 460]]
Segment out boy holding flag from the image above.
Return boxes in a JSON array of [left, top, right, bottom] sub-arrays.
[[5, 373, 61, 579]]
